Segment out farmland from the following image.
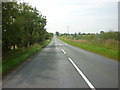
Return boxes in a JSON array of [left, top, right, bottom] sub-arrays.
[[58, 31, 119, 61]]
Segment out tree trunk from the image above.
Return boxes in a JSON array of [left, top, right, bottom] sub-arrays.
[[13, 45, 15, 49]]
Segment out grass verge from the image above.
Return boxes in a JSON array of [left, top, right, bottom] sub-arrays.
[[2, 39, 51, 76], [59, 37, 119, 61]]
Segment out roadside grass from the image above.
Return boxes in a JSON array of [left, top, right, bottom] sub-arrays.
[[2, 39, 51, 76], [59, 37, 119, 61]]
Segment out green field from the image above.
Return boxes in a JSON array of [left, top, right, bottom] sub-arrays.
[[59, 37, 119, 61], [2, 40, 51, 76]]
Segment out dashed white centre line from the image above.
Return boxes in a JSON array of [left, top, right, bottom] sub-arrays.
[[68, 57, 96, 90], [61, 49, 66, 55]]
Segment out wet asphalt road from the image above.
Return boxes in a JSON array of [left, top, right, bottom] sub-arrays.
[[3, 37, 118, 88]]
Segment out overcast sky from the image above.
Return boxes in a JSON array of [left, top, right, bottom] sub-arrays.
[[22, 0, 118, 34]]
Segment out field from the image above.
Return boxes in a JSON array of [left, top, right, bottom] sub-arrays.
[[58, 31, 119, 61]]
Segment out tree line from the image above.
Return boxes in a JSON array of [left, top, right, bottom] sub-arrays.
[[2, 2, 53, 56], [56, 31, 119, 41]]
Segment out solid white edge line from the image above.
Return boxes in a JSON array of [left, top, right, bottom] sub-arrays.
[[68, 57, 96, 90], [61, 49, 66, 55]]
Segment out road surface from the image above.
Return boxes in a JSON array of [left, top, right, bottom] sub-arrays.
[[3, 37, 118, 89]]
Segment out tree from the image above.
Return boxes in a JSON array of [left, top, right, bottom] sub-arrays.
[[73, 33, 77, 38], [55, 31, 60, 36], [78, 32, 81, 35], [2, 2, 49, 57], [2, 2, 19, 51], [81, 33, 86, 35], [100, 31, 104, 34]]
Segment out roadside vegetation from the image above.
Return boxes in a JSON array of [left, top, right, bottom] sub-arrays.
[[57, 31, 119, 61], [2, 40, 51, 76], [2, 2, 53, 75]]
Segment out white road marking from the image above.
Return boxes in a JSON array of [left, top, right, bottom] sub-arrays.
[[61, 49, 66, 55], [59, 43, 68, 46], [68, 57, 96, 90], [64, 43, 68, 45]]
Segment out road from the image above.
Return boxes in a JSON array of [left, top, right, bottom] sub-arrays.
[[3, 37, 118, 89]]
